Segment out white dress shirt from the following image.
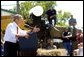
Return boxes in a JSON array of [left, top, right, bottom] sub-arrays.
[[4, 22, 27, 43]]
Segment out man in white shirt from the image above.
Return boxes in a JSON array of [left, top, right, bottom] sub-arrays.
[[4, 14, 30, 56]]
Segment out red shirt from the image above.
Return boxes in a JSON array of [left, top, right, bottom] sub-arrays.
[[76, 33, 83, 44]]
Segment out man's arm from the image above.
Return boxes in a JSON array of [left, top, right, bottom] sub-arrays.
[[19, 26, 40, 38], [62, 32, 72, 39], [50, 15, 56, 19], [9, 26, 30, 39], [17, 28, 31, 38], [65, 34, 72, 38], [15, 34, 29, 39], [65, 32, 72, 38], [62, 32, 66, 38]]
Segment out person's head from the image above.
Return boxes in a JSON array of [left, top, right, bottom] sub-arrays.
[[77, 29, 82, 34], [80, 42, 83, 47], [36, 27, 40, 32], [70, 15, 73, 18], [77, 42, 83, 48], [11, 14, 24, 27], [65, 28, 68, 32], [47, 39, 51, 44], [78, 44, 81, 48], [50, 6, 53, 10], [78, 42, 83, 51], [47, 39, 53, 45]]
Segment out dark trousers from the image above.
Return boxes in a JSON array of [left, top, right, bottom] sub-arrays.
[[63, 41, 72, 55], [48, 18, 56, 25], [20, 50, 37, 56], [4, 41, 19, 56]]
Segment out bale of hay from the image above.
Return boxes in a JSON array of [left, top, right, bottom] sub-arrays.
[[37, 48, 68, 56]]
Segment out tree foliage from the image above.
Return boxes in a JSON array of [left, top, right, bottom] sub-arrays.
[[10, 1, 71, 27], [57, 10, 71, 27], [18, 1, 56, 22]]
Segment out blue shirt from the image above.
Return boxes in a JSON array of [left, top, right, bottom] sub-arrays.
[[19, 32, 38, 51]]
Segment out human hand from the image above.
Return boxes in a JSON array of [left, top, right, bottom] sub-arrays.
[[32, 26, 40, 32], [16, 34, 29, 39], [50, 16, 53, 19], [65, 36, 69, 39], [36, 28, 40, 32], [25, 34, 29, 39], [32, 26, 37, 32]]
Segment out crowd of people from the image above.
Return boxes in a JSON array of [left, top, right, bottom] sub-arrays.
[[62, 15, 83, 56], [1, 6, 83, 56]]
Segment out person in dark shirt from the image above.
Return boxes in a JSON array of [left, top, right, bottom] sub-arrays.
[[19, 26, 40, 56], [30, 13, 41, 26], [62, 28, 72, 55], [68, 15, 77, 40], [68, 15, 78, 54], [69, 15, 77, 26], [46, 7, 57, 39], [46, 7, 57, 26]]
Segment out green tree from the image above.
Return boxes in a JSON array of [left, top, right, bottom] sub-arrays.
[[35, 1, 56, 14], [10, 1, 56, 23], [9, 1, 71, 27], [20, 1, 56, 22], [57, 10, 71, 27]]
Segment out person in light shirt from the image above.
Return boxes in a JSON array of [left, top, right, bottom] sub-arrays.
[[73, 43, 83, 56], [4, 14, 30, 56]]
